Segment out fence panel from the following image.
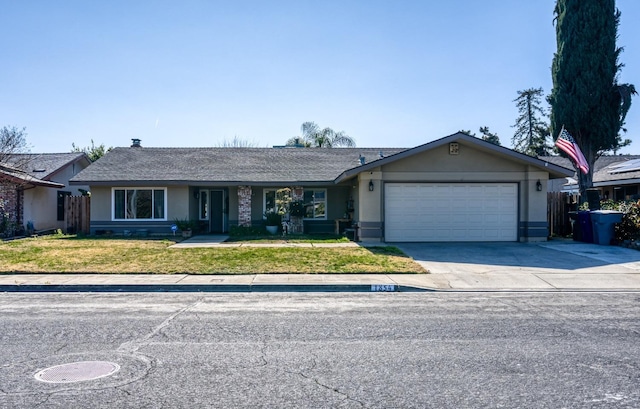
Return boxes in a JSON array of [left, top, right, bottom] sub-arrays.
[[65, 196, 90, 234], [547, 192, 575, 237]]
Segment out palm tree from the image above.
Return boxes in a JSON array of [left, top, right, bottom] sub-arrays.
[[286, 122, 355, 147]]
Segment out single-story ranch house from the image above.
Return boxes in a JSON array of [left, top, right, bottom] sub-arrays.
[[1, 152, 90, 234], [69, 132, 573, 242]]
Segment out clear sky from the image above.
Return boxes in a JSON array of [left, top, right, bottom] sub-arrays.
[[2, 0, 639, 153]]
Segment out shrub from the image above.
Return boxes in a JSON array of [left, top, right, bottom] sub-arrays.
[[229, 225, 266, 236], [264, 211, 282, 226], [174, 218, 196, 231], [289, 200, 305, 217], [615, 200, 640, 242]]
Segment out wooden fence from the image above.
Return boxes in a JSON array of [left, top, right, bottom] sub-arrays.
[[65, 196, 90, 234], [547, 191, 578, 237]]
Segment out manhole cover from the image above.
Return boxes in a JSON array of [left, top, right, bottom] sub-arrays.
[[35, 361, 120, 384]]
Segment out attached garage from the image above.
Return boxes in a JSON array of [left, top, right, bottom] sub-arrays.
[[334, 132, 574, 243], [384, 183, 518, 242]]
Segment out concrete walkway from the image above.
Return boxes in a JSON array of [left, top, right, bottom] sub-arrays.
[[2, 236, 640, 292], [169, 235, 360, 248]]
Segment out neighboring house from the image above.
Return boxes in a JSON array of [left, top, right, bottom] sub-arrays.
[[69, 133, 573, 242], [0, 153, 91, 234], [543, 155, 640, 201]]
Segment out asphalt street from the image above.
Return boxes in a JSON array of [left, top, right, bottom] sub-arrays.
[[1, 292, 639, 408]]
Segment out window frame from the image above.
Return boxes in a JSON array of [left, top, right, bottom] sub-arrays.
[[111, 187, 167, 221], [263, 189, 277, 217], [303, 188, 327, 220]]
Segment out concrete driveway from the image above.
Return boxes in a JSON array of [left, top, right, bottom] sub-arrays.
[[394, 240, 640, 290]]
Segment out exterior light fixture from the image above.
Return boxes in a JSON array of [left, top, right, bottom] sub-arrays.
[[536, 180, 543, 191], [369, 180, 374, 191], [194, 191, 200, 199]]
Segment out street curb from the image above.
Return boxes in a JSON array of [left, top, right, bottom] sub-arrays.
[[0, 284, 433, 293]]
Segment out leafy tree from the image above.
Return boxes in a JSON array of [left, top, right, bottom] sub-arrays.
[[549, 0, 636, 197], [512, 88, 551, 156], [284, 136, 311, 147], [286, 122, 355, 148], [479, 126, 501, 146], [71, 139, 112, 162]]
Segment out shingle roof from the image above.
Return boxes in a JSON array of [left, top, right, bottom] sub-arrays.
[[594, 157, 640, 184], [540, 155, 640, 184], [0, 163, 65, 188], [5, 152, 89, 179], [70, 147, 407, 185]]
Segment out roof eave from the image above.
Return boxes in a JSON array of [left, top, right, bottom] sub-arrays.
[[71, 180, 337, 187], [337, 132, 574, 181]]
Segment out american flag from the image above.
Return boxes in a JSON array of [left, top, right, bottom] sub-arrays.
[[555, 128, 589, 174]]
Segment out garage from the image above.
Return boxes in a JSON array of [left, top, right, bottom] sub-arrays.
[[384, 183, 518, 242]]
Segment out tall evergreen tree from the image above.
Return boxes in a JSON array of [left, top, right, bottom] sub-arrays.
[[512, 88, 551, 156], [549, 0, 636, 197], [479, 126, 501, 146]]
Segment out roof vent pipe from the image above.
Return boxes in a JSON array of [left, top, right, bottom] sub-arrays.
[[131, 139, 142, 148], [359, 155, 365, 165]]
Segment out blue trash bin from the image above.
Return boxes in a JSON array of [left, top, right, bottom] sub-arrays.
[[577, 211, 593, 243], [590, 210, 623, 245]]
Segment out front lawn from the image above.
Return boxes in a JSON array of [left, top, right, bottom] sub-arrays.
[[0, 235, 426, 274]]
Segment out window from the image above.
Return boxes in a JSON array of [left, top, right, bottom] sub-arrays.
[[263, 188, 297, 216], [264, 189, 277, 215], [199, 191, 208, 220], [304, 189, 326, 219], [57, 191, 71, 221], [113, 188, 166, 220]]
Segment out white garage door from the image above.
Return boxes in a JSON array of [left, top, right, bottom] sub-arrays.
[[384, 183, 518, 242]]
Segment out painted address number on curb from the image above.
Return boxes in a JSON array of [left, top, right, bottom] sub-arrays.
[[371, 284, 396, 292]]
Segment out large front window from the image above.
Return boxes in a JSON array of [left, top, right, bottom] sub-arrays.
[[304, 189, 326, 219], [113, 188, 166, 220]]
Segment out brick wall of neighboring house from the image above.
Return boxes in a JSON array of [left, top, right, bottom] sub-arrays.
[[237, 185, 252, 227], [0, 181, 23, 235]]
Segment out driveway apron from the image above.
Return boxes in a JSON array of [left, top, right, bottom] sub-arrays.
[[394, 241, 640, 290]]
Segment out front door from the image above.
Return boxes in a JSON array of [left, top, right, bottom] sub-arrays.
[[210, 190, 224, 233]]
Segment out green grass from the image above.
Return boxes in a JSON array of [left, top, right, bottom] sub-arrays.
[[0, 235, 426, 274]]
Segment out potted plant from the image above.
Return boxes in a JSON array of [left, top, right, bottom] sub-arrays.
[[175, 218, 195, 238], [289, 200, 305, 217], [264, 211, 281, 235]]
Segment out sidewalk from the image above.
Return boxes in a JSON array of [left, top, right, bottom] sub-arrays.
[[2, 237, 640, 292], [2, 269, 639, 293], [0, 273, 432, 293]]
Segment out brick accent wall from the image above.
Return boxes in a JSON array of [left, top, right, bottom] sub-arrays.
[[0, 181, 22, 235], [290, 186, 304, 234], [237, 185, 252, 227]]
